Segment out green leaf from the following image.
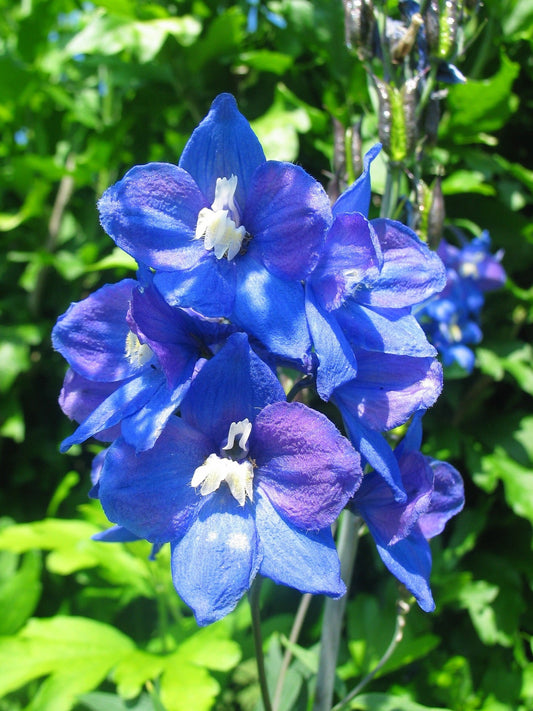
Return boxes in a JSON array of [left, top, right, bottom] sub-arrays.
[[160, 657, 220, 711], [79, 691, 156, 711], [0, 551, 42, 635], [251, 84, 311, 161], [348, 692, 453, 710], [441, 170, 496, 196]]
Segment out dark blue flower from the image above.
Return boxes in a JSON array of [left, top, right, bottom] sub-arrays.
[[95, 333, 362, 625], [98, 94, 331, 364], [352, 413, 464, 611]]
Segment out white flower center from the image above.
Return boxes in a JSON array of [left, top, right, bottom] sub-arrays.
[[125, 331, 153, 367], [195, 175, 246, 260], [191, 418, 254, 506]]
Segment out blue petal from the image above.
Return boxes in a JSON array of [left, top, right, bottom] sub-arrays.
[[244, 161, 331, 280], [374, 527, 435, 612], [52, 279, 142, 382], [419, 459, 464, 539], [98, 417, 211, 543], [154, 255, 237, 317], [332, 143, 382, 218], [60, 369, 163, 452], [92, 525, 141, 542], [98, 163, 207, 270], [171, 494, 262, 625], [305, 286, 358, 400], [180, 332, 285, 447], [179, 93, 266, 209], [59, 369, 121, 442], [232, 256, 312, 364], [255, 489, 345, 597]]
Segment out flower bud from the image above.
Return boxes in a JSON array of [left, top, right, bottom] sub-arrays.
[[344, 0, 375, 58], [375, 76, 419, 163]]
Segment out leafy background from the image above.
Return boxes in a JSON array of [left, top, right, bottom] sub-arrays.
[[1, 0, 532, 710]]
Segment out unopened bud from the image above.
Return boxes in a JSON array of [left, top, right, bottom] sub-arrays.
[[425, 0, 461, 61], [375, 76, 419, 163], [344, 0, 375, 58]]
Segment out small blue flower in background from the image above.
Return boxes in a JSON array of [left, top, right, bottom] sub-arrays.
[[95, 333, 362, 625], [416, 230, 506, 374], [352, 412, 464, 611]]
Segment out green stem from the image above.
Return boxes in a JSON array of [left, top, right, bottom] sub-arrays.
[[272, 592, 313, 711], [380, 161, 402, 220], [249, 577, 273, 711], [312, 511, 363, 711]]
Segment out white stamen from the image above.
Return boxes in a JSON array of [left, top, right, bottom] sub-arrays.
[[195, 175, 246, 260], [191, 453, 254, 506], [222, 418, 252, 459], [125, 331, 153, 367]]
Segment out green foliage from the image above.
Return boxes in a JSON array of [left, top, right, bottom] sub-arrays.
[[1, 0, 532, 709]]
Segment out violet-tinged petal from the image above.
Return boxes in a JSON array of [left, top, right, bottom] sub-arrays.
[[333, 404, 406, 502], [98, 163, 207, 270], [98, 417, 211, 543], [336, 351, 442, 431], [255, 489, 345, 598], [305, 286, 358, 400], [154, 255, 237, 317], [337, 301, 437, 357], [419, 459, 464, 539], [244, 161, 331, 280], [121, 377, 192, 452], [310, 213, 383, 311], [179, 93, 266, 208], [53, 279, 143, 382], [252, 401, 361, 530], [60, 369, 163, 452], [180, 332, 284, 446], [332, 143, 382, 218], [170, 494, 262, 626], [59, 369, 121, 442], [356, 219, 447, 308], [233, 257, 311, 364], [92, 526, 141, 543], [354, 452, 433, 545], [374, 528, 435, 612]]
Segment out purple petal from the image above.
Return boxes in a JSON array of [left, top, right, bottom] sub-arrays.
[[59, 369, 163, 452], [305, 286, 358, 400], [419, 459, 464, 539], [179, 93, 266, 209], [244, 161, 331, 280], [337, 301, 437, 357], [252, 401, 361, 530], [180, 332, 285, 447], [53, 279, 143, 382], [335, 351, 442, 431], [171, 495, 261, 625], [255, 490, 345, 597], [233, 257, 311, 364], [332, 143, 382, 218], [98, 417, 211, 543], [93, 526, 141, 542], [98, 163, 207, 270], [357, 219, 447, 308], [309, 213, 382, 310], [59, 369, 121, 442]]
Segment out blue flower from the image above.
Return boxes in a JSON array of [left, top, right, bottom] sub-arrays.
[[95, 333, 362, 625], [417, 231, 506, 373], [305, 145, 446, 499], [53, 277, 236, 452], [98, 93, 331, 364], [352, 413, 464, 611]]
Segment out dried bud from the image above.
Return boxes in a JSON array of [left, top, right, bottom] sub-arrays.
[[424, 95, 441, 146], [344, 0, 375, 57], [427, 177, 445, 249], [424, 0, 440, 54], [328, 117, 347, 202], [351, 121, 363, 180], [390, 12, 423, 63]]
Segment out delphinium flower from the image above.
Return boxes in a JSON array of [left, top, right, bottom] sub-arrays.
[[97, 93, 331, 366], [352, 412, 464, 611], [94, 333, 363, 625], [305, 145, 447, 499], [416, 230, 506, 373], [53, 275, 236, 453]]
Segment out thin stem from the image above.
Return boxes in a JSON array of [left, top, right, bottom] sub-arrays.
[[312, 511, 363, 711], [272, 592, 313, 711], [285, 375, 314, 403], [331, 598, 412, 711], [249, 577, 273, 711], [380, 161, 402, 220]]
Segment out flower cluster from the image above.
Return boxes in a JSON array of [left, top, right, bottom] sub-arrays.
[[416, 230, 506, 374], [53, 94, 464, 624]]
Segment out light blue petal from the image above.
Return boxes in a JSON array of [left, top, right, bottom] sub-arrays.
[[255, 489, 345, 597], [171, 495, 261, 625], [179, 93, 266, 209]]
